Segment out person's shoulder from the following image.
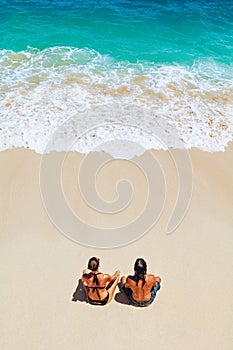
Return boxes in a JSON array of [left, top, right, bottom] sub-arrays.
[[127, 275, 134, 280], [126, 275, 135, 283], [82, 271, 91, 278], [102, 273, 111, 280]]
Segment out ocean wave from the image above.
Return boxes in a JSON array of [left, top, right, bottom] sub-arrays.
[[0, 47, 233, 156]]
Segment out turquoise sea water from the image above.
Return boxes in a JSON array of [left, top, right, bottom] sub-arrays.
[[1, 0, 233, 63], [0, 0, 233, 153]]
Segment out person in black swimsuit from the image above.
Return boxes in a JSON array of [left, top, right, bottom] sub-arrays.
[[82, 257, 120, 306]]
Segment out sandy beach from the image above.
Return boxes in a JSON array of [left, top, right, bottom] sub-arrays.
[[0, 146, 232, 350]]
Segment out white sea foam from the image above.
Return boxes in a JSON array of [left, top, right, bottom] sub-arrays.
[[0, 47, 233, 157]]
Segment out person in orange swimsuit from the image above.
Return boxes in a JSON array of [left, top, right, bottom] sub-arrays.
[[120, 258, 161, 307], [82, 257, 120, 306]]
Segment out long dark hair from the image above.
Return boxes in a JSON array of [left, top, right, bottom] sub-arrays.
[[134, 258, 147, 286]]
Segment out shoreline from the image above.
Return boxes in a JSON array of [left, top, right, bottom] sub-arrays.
[[1, 141, 233, 157]]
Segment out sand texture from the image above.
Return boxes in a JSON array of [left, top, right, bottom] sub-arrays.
[[0, 146, 232, 350]]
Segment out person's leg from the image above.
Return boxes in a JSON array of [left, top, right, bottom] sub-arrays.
[[106, 277, 120, 304], [120, 276, 126, 284], [154, 280, 161, 292], [118, 280, 126, 292], [150, 281, 161, 303]]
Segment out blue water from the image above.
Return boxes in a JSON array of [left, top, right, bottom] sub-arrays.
[[1, 0, 233, 64], [0, 0, 233, 153]]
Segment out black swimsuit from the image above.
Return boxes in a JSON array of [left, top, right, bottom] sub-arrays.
[[88, 293, 109, 305], [86, 272, 109, 306]]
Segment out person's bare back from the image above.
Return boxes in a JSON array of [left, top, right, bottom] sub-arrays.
[[125, 274, 161, 302], [120, 258, 161, 307], [82, 257, 120, 306]]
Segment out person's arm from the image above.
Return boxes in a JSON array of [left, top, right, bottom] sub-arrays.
[[81, 275, 88, 288], [81, 269, 90, 287], [125, 276, 132, 289], [109, 270, 120, 282]]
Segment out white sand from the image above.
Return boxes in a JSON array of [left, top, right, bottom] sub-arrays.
[[0, 146, 232, 350]]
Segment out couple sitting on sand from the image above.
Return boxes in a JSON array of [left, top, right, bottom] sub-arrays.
[[82, 257, 161, 307]]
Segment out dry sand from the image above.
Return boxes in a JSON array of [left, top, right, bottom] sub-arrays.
[[0, 146, 232, 350]]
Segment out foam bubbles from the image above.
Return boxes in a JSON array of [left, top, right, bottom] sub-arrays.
[[0, 47, 233, 156]]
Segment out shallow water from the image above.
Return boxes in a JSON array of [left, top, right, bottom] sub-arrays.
[[0, 0, 233, 155]]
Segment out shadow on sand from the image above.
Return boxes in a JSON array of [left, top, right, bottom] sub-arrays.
[[114, 283, 131, 306], [72, 279, 87, 303]]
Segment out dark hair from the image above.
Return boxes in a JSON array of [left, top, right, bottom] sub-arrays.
[[134, 258, 147, 286], [88, 257, 100, 271]]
